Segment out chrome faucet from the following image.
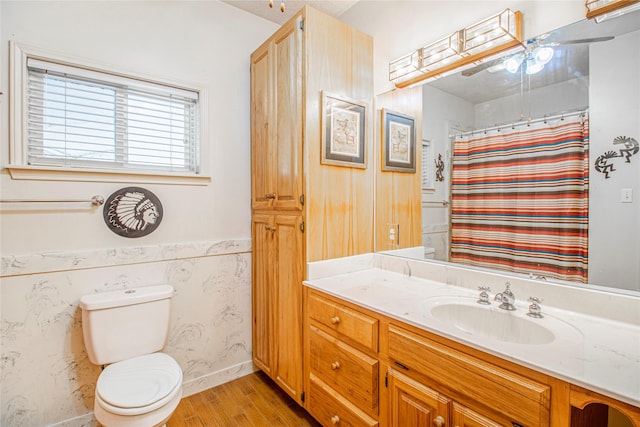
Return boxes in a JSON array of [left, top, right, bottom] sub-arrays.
[[527, 297, 544, 318], [494, 282, 516, 311], [477, 286, 491, 305]]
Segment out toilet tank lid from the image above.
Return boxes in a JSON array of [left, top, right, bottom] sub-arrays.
[[80, 285, 174, 311]]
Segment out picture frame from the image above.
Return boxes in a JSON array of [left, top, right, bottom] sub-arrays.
[[321, 91, 367, 168], [382, 108, 416, 173]]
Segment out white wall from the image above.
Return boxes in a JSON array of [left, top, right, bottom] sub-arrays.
[[0, 2, 278, 426], [588, 30, 640, 291], [421, 85, 474, 260], [1, 1, 277, 254], [474, 77, 589, 128]]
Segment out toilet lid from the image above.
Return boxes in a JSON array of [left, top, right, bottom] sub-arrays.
[[97, 353, 182, 410]]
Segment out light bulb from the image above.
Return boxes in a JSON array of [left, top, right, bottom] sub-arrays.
[[533, 47, 554, 65], [526, 58, 544, 75], [503, 54, 523, 73]]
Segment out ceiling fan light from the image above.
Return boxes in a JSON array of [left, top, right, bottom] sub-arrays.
[[504, 55, 523, 73], [526, 59, 545, 75], [534, 47, 554, 65]]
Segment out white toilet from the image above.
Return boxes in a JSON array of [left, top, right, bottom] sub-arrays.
[[80, 285, 183, 427]]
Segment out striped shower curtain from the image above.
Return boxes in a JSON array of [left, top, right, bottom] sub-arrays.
[[450, 113, 589, 283]]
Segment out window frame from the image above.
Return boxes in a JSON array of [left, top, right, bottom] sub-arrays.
[[8, 42, 210, 185]]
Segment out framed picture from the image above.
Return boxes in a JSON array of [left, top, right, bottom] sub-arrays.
[[382, 109, 416, 173], [321, 91, 367, 168]]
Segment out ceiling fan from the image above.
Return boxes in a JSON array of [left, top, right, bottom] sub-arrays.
[[460, 34, 614, 77]]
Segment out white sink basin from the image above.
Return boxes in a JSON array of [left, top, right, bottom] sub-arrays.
[[424, 297, 582, 345]]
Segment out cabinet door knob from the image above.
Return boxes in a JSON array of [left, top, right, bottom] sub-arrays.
[[330, 415, 340, 424], [330, 316, 340, 325], [265, 193, 276, 200], [331, 361, 341, 370], [265, 226, 276, 232], [434, 415, 445, 427]]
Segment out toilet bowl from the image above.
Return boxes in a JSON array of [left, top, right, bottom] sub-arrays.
[[93, 353, 183, 427], [79, 285, 183, 427]]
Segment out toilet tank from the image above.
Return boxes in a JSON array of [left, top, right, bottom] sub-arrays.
[[79, 285, 174, 365]]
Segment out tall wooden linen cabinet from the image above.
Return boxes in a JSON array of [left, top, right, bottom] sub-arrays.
[[250, 6, 374, 405]]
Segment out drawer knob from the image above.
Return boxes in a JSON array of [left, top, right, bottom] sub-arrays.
[[331, 316, 340, 325], [434, 415, 445, 427], [331, 415, 340, 424], [331, 361, 341, 370]]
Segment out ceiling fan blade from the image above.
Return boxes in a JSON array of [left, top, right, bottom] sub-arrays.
[[550, 36, 615, 45], [460, 58, 503, 77]]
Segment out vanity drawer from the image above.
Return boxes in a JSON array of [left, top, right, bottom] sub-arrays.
[[308, 373, 378, 427], [308, 291, 378, 352], [309, 325, 379, 416], [387, 324, 551, 427]]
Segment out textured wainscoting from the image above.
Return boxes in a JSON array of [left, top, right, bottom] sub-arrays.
[[0, 239, 254, 427]]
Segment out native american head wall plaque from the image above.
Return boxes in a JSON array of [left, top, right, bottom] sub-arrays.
[[103, 187, 163, 238]]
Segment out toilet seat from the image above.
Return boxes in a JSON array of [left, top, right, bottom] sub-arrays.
[[96, 352, 182, 416]]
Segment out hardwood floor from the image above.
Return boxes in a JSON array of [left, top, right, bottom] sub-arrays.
[[167, 371, 321, 426]]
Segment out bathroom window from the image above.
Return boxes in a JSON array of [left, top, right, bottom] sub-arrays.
[[9, 43, 209, 183]]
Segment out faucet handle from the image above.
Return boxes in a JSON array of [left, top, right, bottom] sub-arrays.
[[527, 296, 544, 318], [477, 286, 491, 305]]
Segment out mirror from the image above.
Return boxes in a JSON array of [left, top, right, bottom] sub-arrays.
[[380, 11, 640, 294]]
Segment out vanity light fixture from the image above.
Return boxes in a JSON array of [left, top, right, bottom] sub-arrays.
[[585, 0, 640, 22], [389, 9, 522, 88]]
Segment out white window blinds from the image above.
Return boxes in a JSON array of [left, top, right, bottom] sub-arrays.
[[26, 58, 200, 174]]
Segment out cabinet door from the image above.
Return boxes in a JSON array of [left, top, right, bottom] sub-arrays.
[[387, 368, 450, 427], [250, 45, 273, 210], [250, 17, 303, 212], [272, 16, 303, 211], [452, 402, 502, 427], [252, 214, 275, 374], [252, 214, 304, 402], [273, 214, 304, 401]]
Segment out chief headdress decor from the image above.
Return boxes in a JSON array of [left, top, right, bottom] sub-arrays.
[[103, 187, 163, 237]]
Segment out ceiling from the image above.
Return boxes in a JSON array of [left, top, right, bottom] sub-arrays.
[[221, 0, 359, 25]]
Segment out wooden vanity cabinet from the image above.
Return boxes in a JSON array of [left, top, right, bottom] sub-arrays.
[[385, 323, 552, 427], [386, 367, 451, 427], [304, 289, 380, 426], [303, 288, 640, 427], [386, 367, 502, 427], [570, 386, 640, 427]]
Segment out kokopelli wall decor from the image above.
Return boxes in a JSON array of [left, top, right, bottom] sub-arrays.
[[435, 153, 445, 182], [594, 136, 639, 179]]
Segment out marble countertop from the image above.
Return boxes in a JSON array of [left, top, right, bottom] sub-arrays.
[[304, 262, 640, 407]]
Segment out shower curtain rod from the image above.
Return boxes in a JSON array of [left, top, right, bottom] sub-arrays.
[[450, 107, 588, 139]]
